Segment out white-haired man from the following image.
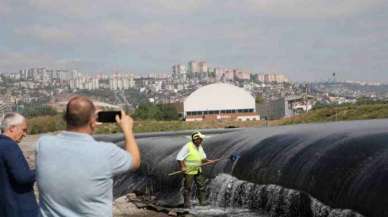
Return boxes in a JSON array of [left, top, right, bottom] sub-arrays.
[[0, 112, 38, 217]]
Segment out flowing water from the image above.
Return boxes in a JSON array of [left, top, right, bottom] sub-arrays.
[[189, 206, 267, 217], [205, 174, 362, 217]]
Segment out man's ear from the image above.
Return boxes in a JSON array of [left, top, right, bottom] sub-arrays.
[[90, 118, 97, 129], [8, 126, 16, 133]]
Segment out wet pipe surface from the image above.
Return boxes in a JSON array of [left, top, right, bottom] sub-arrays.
[[98, 119, 388, 217]]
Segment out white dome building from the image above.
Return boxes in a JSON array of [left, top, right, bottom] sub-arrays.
[[184, 83, 260, 121]]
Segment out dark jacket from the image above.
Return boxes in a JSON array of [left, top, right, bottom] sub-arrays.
[[0, 134, 38, 217]]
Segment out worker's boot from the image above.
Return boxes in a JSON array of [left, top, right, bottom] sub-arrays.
[[198, 191, 209, 206], [183, 192, 192, 208]]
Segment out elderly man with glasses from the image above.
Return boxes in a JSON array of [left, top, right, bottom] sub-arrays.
[[0, 112, 38, 217]]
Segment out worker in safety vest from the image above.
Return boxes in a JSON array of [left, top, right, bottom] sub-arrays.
[[176, 131, 215, 208]]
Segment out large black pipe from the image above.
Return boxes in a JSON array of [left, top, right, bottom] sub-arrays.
[[101, 119, 388, 217]]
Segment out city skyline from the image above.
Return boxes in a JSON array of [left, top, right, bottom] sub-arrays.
[[1, 0, 388, 82]]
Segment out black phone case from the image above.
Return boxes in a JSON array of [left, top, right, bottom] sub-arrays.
[[97, 111, 121, 123]]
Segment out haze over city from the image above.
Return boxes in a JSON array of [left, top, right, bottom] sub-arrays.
[[1, 0, 388, 82]]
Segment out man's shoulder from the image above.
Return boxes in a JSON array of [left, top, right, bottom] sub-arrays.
[[82, 139, 123, 156], [39, 134, 116, 147], [37, 134, 64, 146], [0, 135, 18, 151], [178, 143, 190, 152], [0, 135, 14, 143], [94, 140, 118, 149], [37, 134, 57, 142], [181, 142, 190, 148]]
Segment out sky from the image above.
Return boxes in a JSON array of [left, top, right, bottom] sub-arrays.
[[1, 0, 388, 82]]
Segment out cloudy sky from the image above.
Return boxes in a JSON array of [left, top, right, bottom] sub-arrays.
[[1, 0, 388, 82]]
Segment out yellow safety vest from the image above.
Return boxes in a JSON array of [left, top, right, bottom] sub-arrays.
[[184, 142, 206, 175]]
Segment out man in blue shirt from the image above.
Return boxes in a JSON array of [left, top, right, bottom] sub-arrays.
[[0, 112, 38, 217], [36, 96, 141, 217]]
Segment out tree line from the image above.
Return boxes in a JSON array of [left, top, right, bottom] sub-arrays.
[[20, 102, 180, 121]]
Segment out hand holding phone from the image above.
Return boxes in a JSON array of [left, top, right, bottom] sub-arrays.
[[115, 110, 134, 133]]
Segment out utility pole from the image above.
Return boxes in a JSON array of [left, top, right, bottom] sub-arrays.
[[15, 99, 18, 113], [304, 83, 308, 113]]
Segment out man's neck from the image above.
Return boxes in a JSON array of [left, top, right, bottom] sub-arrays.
[[193, 143, 201, 148], [66, 127, 92, 135]]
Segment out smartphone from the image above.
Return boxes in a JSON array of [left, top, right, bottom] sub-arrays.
[[97, 111, 121, 123]]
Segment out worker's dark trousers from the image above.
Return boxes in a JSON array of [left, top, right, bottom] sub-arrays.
[[183, 173, 207, 208]]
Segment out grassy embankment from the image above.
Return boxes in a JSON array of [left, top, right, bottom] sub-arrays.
[[27, 115, 266, 135], [27, 103, 388, 135], [274, 103, 388, 125]]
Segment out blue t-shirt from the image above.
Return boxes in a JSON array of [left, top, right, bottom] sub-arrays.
[[36, 131, 132, 217]]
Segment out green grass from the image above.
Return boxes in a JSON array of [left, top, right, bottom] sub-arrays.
[[95, 120, 266, 134], [275, 103, 388, 125]]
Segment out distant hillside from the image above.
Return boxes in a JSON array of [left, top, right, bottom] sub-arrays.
[[275, 103, 388, 125]]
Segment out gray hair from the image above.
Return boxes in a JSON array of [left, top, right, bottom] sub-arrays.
[[0, 112, 25, 133]]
